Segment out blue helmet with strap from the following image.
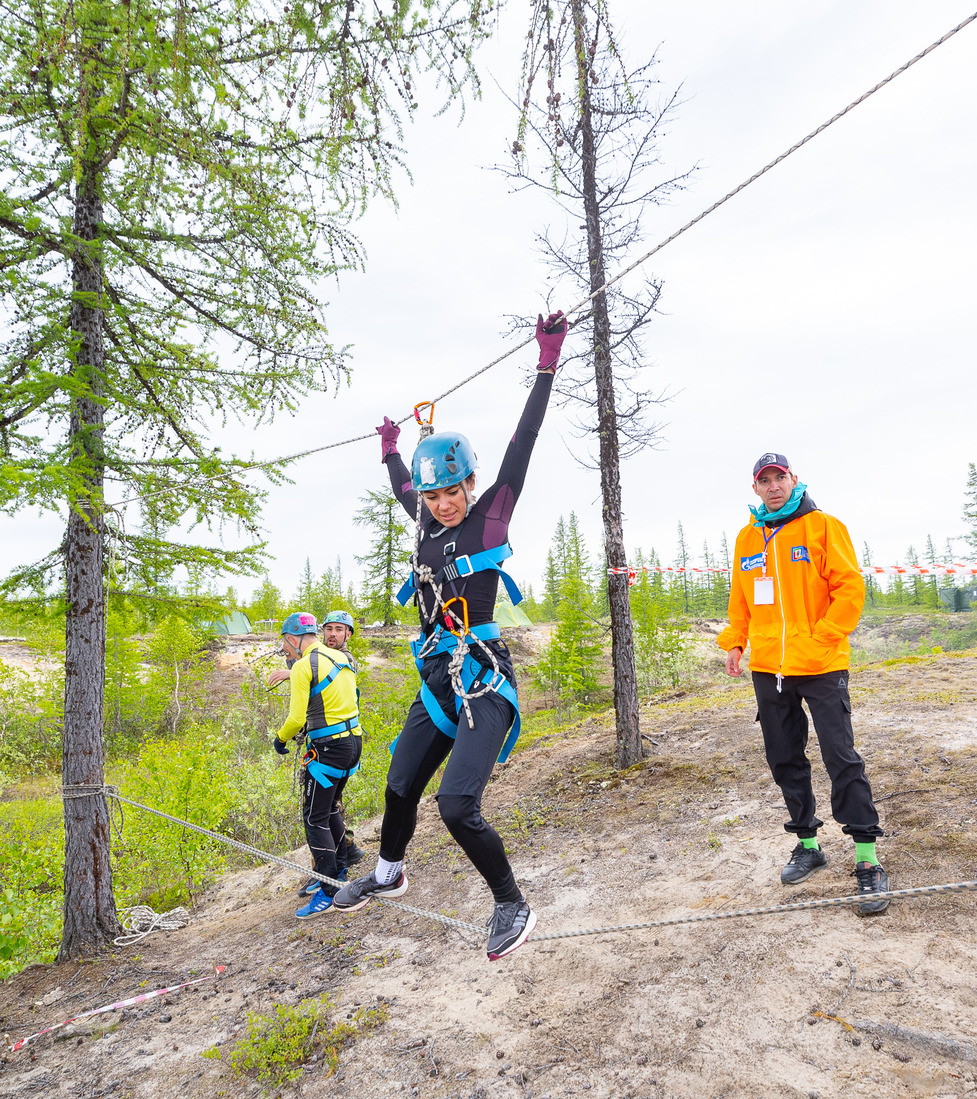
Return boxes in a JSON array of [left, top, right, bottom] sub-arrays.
[[321, 610, 355, 635], [281, 611, 318, 636], [411, 432, 478, 491]]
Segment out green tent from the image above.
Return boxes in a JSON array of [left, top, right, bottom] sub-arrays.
[[494, 601, 534, 629], [199, 610, 254, 636]]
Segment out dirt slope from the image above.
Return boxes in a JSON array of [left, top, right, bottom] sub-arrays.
[[3, 650, 977, 1099]]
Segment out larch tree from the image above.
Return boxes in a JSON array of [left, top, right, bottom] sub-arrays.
[[0, 0, 493, 960], [506, 0, 687, 767], [353, 486, 412, 626]]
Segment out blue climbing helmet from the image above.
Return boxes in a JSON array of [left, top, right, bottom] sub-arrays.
[[281, 611, 318, 636], [411, 432, 478, 491], [321, 610, 355, 635]]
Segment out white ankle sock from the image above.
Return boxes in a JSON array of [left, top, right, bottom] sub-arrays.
[[375, 857, 403, 885]]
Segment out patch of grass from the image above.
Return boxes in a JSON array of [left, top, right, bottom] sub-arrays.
[[203, 995, 387, 1085]]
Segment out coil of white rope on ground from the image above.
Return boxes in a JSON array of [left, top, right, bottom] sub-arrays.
[[107, 10, 977, 515], [113, 905, 191, 947]]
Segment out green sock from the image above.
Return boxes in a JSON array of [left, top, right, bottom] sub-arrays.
[[854, 842, 879, 865], [800, 836, 820, 851]]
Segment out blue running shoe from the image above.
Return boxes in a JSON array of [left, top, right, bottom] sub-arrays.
[[295, 888, 334, 920], [300, 867, 347, 897]]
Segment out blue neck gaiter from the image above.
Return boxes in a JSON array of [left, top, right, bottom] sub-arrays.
[[750, 482, 808, 527]]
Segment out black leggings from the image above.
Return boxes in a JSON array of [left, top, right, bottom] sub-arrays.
[[302, 734, 359, 894], [380, 650, 522, 904]]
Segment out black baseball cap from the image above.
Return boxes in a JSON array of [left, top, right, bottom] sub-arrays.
[[752, 452, 792, 480]]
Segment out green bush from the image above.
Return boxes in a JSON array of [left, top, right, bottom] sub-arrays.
[[115, 729, 235, 907], [0, 660, 64, 772], [0, 797, 63, 978]]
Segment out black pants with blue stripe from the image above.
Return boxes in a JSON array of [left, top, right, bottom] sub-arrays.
[[380, 646, 522, 904], [303, 733, 360, 894]]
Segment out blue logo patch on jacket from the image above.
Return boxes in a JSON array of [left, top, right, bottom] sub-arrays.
[[740, 553, 764, 572], [791, 546, 810, 563]]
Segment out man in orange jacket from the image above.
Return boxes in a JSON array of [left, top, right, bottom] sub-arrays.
[[718, 453, 888, 915]]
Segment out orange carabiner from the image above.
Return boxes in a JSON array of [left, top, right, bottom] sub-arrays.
[[442, 596, 469, 639], [413, 401, 436, 427]]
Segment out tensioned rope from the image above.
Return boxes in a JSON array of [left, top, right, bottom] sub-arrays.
[[64, 785, 977, 946], [63, 785, 486, 937], [110, 10, 977, 512]]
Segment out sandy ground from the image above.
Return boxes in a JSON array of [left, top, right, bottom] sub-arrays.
[[2, 643, 977, 1098]]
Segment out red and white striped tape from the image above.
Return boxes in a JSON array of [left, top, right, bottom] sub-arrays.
[[608, 564, 977, 586], [8, 965, 225, 1052]]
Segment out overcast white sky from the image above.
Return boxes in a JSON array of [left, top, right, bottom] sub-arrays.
[[8, 2, 977, 604]]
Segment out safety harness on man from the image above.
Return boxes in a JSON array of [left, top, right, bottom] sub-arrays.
[[303, 648, 361, 789]]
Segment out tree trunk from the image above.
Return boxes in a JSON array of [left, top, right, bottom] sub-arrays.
[[58, 122, 119, 960], [571, 0, 641, 768]]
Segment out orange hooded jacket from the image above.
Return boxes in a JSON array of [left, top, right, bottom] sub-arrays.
[[716, 501, 864, 676]]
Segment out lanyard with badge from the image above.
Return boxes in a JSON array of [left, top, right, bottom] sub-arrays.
[[754, 526, 777, 605]]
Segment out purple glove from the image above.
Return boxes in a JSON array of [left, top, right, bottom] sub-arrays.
[[535, 311, 567, 371], [376, 416, 400, 462]]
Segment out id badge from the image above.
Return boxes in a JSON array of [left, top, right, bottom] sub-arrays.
[[754, 576, 775, 605]]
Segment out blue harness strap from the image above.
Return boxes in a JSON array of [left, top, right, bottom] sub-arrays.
[[397, 543, 523, 607], [308, 650, 354, 698], [392, 622, 522, 764], [305, 756, 360, 790]]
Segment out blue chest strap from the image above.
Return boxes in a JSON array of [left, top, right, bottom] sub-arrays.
[[308, 650, 354, 698], [397, 543, 523, 607]]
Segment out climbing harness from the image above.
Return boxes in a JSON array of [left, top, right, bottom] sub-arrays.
[[395, 409, 524, 755], [303, 647, 361, 790]]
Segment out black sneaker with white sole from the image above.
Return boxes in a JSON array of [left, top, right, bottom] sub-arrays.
[[780, 843, 828, 884], [486, 900, 537, 961], [332, 870, 409, 913], [852, 862, 890, 916]]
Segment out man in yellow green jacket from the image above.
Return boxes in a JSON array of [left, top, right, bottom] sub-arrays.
[[718, 453, 888, 915], [273, 611, 360, 919]]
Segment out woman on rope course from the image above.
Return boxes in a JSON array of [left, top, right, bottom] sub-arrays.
[[332, 310, 567, 960]]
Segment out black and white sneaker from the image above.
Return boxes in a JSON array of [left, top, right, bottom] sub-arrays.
[[346, 841, 367, 866], [780, 844, 828, 884], [853, 862, 890, 916], [332, 870, 409, 913], [486, 900, 537, 961]]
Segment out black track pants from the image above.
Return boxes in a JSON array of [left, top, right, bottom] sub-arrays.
[[752, 670, 883, 843], [379, 649, 522, 904], [302, 734, 358, 894]]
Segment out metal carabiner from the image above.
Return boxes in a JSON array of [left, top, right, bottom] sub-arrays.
[[442, 596, 469, 639], [413, 401, 436, 427]]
